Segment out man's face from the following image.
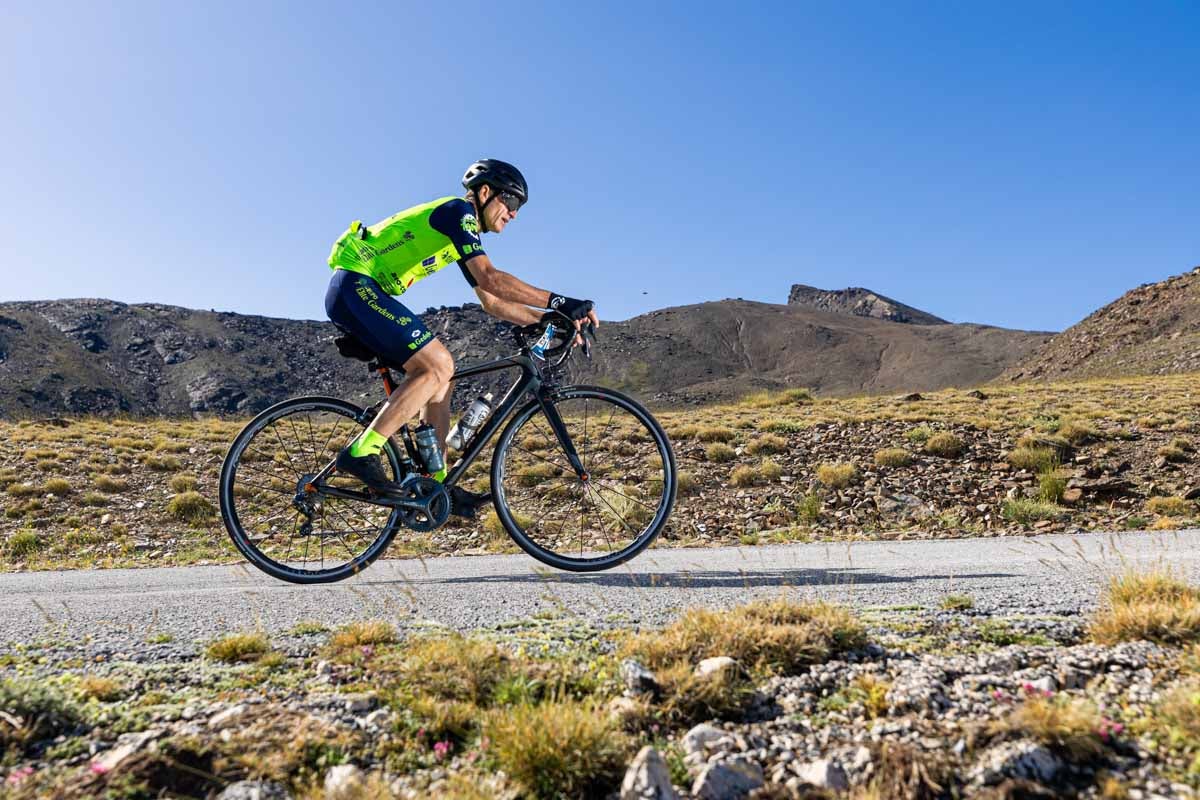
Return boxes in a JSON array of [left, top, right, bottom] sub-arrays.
[[479, 185, 519, 233]]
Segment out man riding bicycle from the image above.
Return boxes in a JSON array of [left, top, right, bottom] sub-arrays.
[[324, 159, 600, 517]]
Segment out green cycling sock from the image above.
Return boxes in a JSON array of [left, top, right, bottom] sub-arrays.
[[349, 428, 388, 458], [432, 468, 447, 483]]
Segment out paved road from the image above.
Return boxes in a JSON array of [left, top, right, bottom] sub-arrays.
[[2, 531, 1198, 657]]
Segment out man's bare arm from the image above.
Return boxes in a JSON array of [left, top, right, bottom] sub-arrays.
[[464, 254, 552, 308], [473, 286, 543, 326]]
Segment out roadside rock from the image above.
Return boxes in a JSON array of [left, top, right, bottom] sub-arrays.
[[692, 758, 764, 799], [970, 741, 1063, 786], [621, 745, 678, 800], [217, 781, 293, 800]]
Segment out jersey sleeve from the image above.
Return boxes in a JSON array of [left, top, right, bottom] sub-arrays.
[[428, 198, 486, 287]]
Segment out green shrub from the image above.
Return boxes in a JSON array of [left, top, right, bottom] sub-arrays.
[[5, 482, 38, 498], [1038, 468, 1069, 504], [904, 426, 933, 445], [6, 530, 44, 558], [797, 492, 822, 524], [940, 594, 974, 611]]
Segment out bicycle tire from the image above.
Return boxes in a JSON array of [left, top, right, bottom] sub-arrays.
[[218, 395, 403, 584], [490, 385, 676, 571]]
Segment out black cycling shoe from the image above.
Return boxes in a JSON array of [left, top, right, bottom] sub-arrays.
[[449, 486, 492, 519], [335, 446, 404, 495]]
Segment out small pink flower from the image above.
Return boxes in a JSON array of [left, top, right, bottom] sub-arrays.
[[480, 735, 491, 750], [89, 762, 110, 775], [992, 689, 1006, 701], [7, 766, 35, 785], [433, 740, 451, 760], [360, 645, 375, 658], [1022, 682, 1035, 694]]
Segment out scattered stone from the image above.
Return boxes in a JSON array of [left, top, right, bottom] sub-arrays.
[[682, 723, 727, 756], [90, 728, 163, 773], [217, 781, 292, 800], [621, 745, 678, 800], [692, 758, 764, 799], [793, 758, 849, 791], [695, 656, 738, 678], [621, 658, 660, 695], [324, 764, 366, 800], [971, 741, 1062, 786], [208, 704, 248, 729]]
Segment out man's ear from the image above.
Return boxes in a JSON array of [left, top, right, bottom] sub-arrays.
[[475, 185, 490, 205]]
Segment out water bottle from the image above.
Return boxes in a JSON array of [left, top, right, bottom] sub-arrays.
[[413, 424, 444, 474], [531, 323, 556, 359], [447, 393, 494, 450]]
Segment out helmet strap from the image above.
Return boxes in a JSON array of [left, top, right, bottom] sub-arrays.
[[473, 187, 496, 234]]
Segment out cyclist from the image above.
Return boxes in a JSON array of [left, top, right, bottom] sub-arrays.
[[324, 159, 600, 517]]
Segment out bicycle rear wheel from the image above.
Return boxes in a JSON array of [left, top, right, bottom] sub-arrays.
[[218, 396, 403, 584], [490, 385, 676, 571]]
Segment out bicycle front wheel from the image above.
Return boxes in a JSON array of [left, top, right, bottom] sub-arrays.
[[218, 396, 403, 584], [490, 385, 676, 571]]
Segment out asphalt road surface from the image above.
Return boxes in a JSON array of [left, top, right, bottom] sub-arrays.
[[2, 531, 1198, 658]]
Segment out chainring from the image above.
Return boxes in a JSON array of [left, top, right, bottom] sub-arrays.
[[398, 476, 451, 532]]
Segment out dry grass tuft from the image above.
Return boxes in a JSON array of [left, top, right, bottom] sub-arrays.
[[1147, 496, 1194, 517], [696, 426, 735, 443], [167, 491, 216, 522], [206, 631, 273, 663], [1157, 445, 1190, 463], [41, 478, 73, 495], [816, 462, 858, 489], [77, 675, 125, 702], [704, 443, 736, 462], [485, 699, 631, 800], [1089, 569, 1200, 645], [923, 432, 965, 458], [1001, 498, 1062, 524], [992, 694, 1107, 762], [940, 593, 974, 611], [746, 434, 788, 456], [874, 448, 913, 468], [1007, 446, 1058, 472], [329, 620, 398, 651], [1058, 419, 1101, 445], [731, 459, 783, 487], [622, 598, 865, 675], [169, 474, 199, 493], [94, 475, 129, 493]]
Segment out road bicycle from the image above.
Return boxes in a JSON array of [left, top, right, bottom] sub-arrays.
[[218, 312, 677, 583]]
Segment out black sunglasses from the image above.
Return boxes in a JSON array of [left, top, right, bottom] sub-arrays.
[[496, 191, 523, 213]]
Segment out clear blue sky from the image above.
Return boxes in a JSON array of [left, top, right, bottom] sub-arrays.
[[2, 1, 1196, 332]]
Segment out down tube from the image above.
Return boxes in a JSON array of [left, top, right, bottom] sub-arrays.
[[444, 372, 538, 485]]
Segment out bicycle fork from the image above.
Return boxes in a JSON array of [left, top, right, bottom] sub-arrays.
[[537, 394, 589, 481]]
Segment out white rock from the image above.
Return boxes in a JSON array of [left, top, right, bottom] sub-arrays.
[[620, 659, 660, 695], [694, 656, 737, 678], [324, 764, 366, 800], [794, 758, 849, 791], [620, 745, 678, 800], [682, 723, 726, 756], [208, 704, 248, 729], [691, 759, 764, 800], [91, 728, 162, 773], [217, 781, 292, 800], [971, 741, 1062, 786], [343, 694, 376, 713]]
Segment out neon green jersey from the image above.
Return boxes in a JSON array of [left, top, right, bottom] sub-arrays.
[[327, 196, 485, 296]]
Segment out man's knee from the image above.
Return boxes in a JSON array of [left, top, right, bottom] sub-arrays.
[[406, 341, 454, 386]]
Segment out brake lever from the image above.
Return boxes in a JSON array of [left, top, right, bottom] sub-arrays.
[[581, 321, 596, 360]]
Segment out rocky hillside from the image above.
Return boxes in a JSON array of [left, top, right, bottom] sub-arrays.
[[0, 296, 1048, 417], [1004, 266, 1200, 381], [787, 285, 948, 325]]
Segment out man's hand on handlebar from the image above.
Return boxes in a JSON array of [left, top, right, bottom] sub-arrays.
[[543, 296, 600, 348]]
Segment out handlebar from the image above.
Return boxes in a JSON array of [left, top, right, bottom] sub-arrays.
[[514, 310, 597, 368]]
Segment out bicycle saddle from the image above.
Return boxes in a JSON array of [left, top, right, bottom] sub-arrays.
[[332, 334, 408, 374]]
